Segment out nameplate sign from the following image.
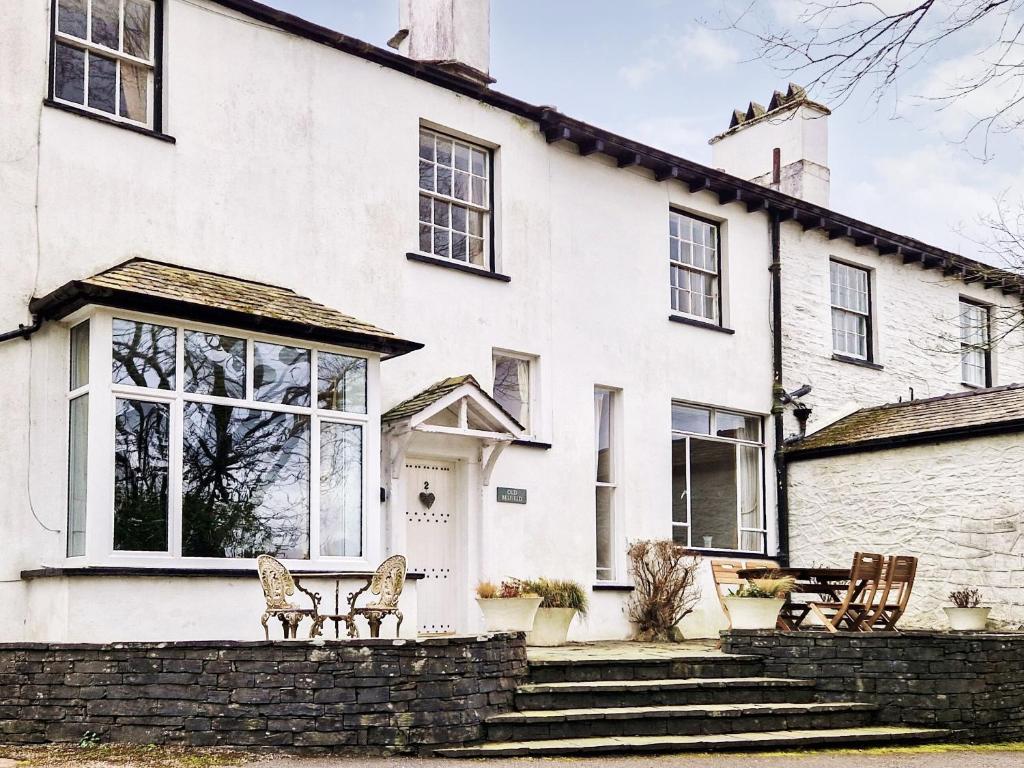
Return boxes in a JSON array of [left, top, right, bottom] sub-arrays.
[[497, 487, 527, 504]]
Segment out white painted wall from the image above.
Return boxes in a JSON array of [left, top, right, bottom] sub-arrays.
[[788, 434, 1024, 629], [779, 226, 1024, 438], [0, 0, 775, 642]]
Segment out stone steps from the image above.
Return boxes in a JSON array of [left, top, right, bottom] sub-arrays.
[[515, 676, 818, 710], [436, 725, 950, 758], [484, 701, 878, 741], [526, 654, 766, 684]]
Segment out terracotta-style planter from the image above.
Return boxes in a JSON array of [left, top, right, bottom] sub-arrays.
[[476, 596, 543, 632], [943, 606, 991, 631], [526, 607, 577, 646], [723, 597, 785, 630]]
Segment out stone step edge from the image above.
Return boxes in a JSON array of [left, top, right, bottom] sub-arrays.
[[517, 677, 816, 694], [436, 726, 949, 758], [489, 701, 877, 724], [527, 653, 762, 667]]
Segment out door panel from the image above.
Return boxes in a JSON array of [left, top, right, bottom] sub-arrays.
[[405, 459, 457, 634]]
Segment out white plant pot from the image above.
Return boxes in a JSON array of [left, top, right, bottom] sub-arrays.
[[526, 607, 577, 646], [944, 606, 991, 631], [476, 596, 543, 632], [723, 597, 785, 630]]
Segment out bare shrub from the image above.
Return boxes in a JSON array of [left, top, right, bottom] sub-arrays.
[[625, 540, 702, 642]]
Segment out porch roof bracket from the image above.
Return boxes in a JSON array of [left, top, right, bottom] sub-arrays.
[[481, 439, 512, 487]]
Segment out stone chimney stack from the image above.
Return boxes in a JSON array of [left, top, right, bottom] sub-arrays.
[[389, 0, 494, 85], [709, 84, 831, 207]]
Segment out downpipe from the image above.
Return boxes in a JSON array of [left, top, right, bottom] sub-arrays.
[[0, 315, 43, 344], [769, 210, 790, 567]]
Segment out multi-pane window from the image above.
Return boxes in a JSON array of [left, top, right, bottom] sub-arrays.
[[960, 300, 991, 387], [830, 260, 871, 359], [594, 388, 617, 581], [670, 211, 720, 323], [71, 315, 369, 562], [671, 403, 765, 554], [52, 0, 159, 127], [492, 352, 533, 434], [419, 128, 490, 268], [67, 321, 90, 557]]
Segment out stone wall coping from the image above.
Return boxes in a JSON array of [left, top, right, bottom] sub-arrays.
[[0, 633, 523, 651], [20, 566, 426, 580], [724, 629, 1024, 640]]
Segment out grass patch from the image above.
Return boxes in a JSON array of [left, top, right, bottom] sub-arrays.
[[0, 744, 254, 768]]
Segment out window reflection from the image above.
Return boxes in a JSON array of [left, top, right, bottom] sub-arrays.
[[254, 342, 310, 407], [112, 319, 176, 389], [320, 423, 362, 557], [182, 403, 309, 559], [114, 398, 169, 552], [185, 331, 246, 399], [318, 353, 367, 414]]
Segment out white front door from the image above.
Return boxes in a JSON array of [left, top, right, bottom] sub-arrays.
[[405, 458, 459, 634]]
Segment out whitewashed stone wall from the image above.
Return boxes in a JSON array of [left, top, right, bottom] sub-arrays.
[[780, 226, 1024, 436], [788, 433, 1024, 628]]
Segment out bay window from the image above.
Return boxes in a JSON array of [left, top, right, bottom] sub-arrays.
[[51, 0, 162, 128], [671, 403, 765, 553], [66, 311, 375, 565]]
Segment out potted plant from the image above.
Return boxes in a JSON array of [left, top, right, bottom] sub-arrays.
[[475, 579, 542, 632], [523, 578, 589, 646], [944, 588, 991, 631], [723, 575, 796, 630]]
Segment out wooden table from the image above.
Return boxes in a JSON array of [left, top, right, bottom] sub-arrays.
[[737, 567, 854, 630]]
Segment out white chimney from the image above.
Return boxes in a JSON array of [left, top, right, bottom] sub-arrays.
[[389, 0, 494, 85], [709, 84, 831, 207]]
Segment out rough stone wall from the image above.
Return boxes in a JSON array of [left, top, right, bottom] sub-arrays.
[[723, 630, 1024, 741], [788, 434, 1024, 628], [780, 226, 1024, 437], [0, 635, 527, 753]]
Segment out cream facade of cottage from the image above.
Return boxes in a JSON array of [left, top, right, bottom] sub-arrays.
[[1, 0, 1020, 643]]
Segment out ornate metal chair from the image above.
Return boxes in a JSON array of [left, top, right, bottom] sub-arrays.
[[322, 555, 407, 639], [256, 554, 321, 640]]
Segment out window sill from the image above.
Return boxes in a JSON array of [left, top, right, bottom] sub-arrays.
[[668, 315, 735, 335], [21, 566, 425, 580], [406, 252, 510, 282], [592, 583, 635, 592], [831, 354, 883, 371], [512, 438, 552, 449], [44, 99, 176, 144], [961, 381, 989, 390]]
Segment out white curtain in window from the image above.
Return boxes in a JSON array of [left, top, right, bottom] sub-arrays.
[[515, 358, 530, 428], [738, 444, 762, 552]]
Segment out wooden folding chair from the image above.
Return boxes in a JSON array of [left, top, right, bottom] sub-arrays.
[[857, 555, 917, 631], [711, 560, 747, 629], [808, 552, 884, 632]]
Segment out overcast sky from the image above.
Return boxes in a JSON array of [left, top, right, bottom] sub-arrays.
[[262, 0, 1024, 265]]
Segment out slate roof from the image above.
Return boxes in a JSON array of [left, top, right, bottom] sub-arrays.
[[787, 384, 1024, 458], [29, 258, 423, 359], [383, 374, 524, 431]]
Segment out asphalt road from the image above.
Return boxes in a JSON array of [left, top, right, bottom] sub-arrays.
[[249, 750, 1024, 768]]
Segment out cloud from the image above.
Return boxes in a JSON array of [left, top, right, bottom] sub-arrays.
[[617, 27, 740, 89], [615, 115, 713, 160]]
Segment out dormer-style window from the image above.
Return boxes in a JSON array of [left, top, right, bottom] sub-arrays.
[[418, 128, 492, 269], [960, 299, 991, 387], [51, 0, 161, 128], [670, 211, 720, 324]]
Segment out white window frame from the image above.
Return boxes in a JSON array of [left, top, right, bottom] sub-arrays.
[[959, 299, 991, 388], [63, 307, 382, 571], [594, 387, 620, 581], [417, 127, 493, 271], [830, 259, 872, 361], [670, 403, 766, 554], [491, 349, 537, 437], [669, 210, 721, 324], [51, 0, 159, 129]]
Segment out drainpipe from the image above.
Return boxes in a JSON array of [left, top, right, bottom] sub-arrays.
[[0, 315, 43, 344], [769, 211, 790, 567]]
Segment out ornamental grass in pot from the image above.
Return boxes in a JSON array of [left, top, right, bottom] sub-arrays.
[[523, 578, 589, 646], [475, 579, 542, 632], [723, 575, 796, 630], [944, 588, 991, 631]]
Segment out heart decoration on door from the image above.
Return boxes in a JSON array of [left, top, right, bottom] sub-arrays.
[[419, 481, 436, 510]]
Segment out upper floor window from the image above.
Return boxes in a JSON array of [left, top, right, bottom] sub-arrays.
[[830, 260, 871, 360], [51, 0, 160, 128], [960, 299, 991, 387], [670, 211, 720, 323], [492, 351, 535, 435], [419, 128, 491, 269]]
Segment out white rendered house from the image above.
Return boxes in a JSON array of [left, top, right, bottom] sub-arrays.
[[2, 0, 1023, 642]]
